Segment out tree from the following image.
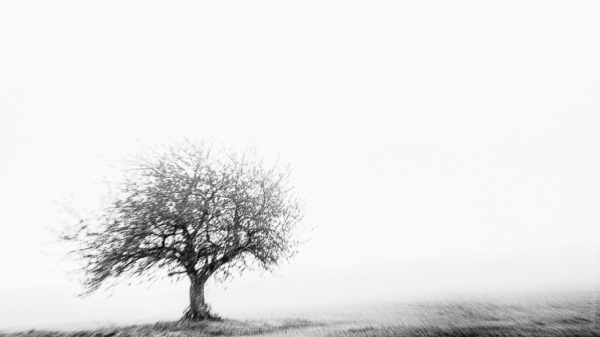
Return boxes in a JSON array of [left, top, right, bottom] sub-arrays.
[[63, 142, 304, 320]]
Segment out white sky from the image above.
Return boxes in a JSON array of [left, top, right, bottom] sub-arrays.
[[1, 0, 599, 330]]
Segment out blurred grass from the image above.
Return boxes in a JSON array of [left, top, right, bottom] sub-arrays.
[[0, 319, 325, 337], [2, 295, 599, 336]]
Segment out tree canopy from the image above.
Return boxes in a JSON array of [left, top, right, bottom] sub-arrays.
[[64, 142, 304, 320]]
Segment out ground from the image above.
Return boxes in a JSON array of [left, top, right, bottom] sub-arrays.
[[2, 295, 599, 336]]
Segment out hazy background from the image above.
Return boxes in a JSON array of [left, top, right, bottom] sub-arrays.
[[1, 0, 599, 331]]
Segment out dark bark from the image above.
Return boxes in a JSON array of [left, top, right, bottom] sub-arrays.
[[182, 275, 214, 321]]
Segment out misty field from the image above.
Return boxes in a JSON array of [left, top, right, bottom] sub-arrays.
[[3, 294, 599, 337]]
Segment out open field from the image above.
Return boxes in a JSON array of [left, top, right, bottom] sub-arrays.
[[3, 294, 599, 337]]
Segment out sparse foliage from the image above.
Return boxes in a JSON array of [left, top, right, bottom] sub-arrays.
[[63, 142, 303, 320]]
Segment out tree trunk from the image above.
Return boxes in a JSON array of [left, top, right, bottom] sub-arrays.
[[182, 275, 213, 320]]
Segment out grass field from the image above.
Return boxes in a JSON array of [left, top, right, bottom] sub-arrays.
[[2, 293, 599, 336]]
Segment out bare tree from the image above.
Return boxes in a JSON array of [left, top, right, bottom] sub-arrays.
[[63, 142, 304, 320]]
